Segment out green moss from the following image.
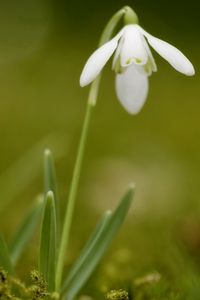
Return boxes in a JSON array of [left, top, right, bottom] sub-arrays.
[[105, 289, 129, 300], [0, 269, 60, 300], [28, 270, 48, 300]]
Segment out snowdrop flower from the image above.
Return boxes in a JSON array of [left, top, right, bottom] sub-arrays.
[[80, 24, 195, 114]]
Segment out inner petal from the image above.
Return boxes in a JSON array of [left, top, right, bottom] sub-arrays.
[[112, 36, 126, 73], [120, 25, 148, 67], [142, 35, 157, 75], [112, 36, 124, 69]]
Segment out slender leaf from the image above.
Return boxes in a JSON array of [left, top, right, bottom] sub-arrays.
[[62, 184, 135, 300], [63, 210, 112, 288], [39, 191, 57, 291], [44, 149, 60, 238], [0, 234, 15, 275], [9, 195, 43, 265]]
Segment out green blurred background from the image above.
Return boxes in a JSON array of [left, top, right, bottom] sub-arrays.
[[0, 0, 199, 298]]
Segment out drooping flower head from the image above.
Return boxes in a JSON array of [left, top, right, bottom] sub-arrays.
[[80, 7, 195, 114]]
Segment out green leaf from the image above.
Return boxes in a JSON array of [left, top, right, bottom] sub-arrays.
[[39, 191, 57, 292], [9, 195, 43, 266], [62, 184, 135, 300], [0, 234, 15, 275], [44, 149, 60, 238], [63, 210, 112, 288]]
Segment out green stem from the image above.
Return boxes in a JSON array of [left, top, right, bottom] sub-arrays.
[[55, 79, 99, 291]]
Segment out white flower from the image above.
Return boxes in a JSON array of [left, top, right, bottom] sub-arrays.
[[80, 24, 195, 114]]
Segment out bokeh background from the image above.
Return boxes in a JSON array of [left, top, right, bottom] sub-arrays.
[[0, 0, 199, 298]]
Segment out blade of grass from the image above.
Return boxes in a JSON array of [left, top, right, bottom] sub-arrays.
[[39, 191, 57, 292], [63, 210, 112, 288], [44, 149, 60, 240], [0, 234, 15, 275], [62, 184, 135, 300], [9, 195, 43, 266]]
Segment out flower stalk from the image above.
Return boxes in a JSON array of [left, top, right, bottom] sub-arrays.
[[55, 100, 93, 291], [55, 7, 130, 291]]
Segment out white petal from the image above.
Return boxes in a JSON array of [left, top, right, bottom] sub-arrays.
[[139, 26, 195, 76], [80, 30, 124, 87], [120, 25, 148, 67], [116, 65, 149, 114], [141, 35, 157, 74], [112, 36, 124, 70]]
